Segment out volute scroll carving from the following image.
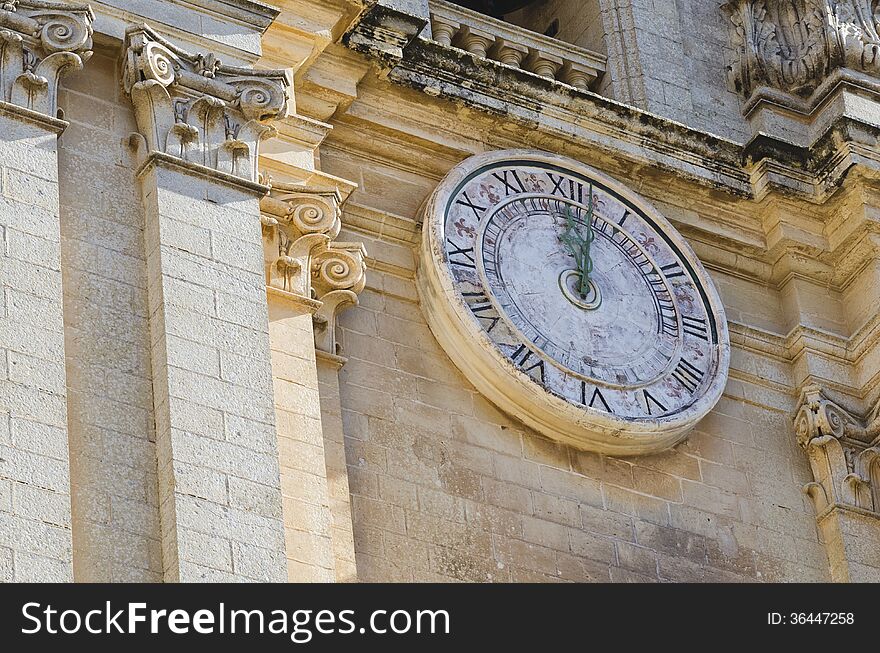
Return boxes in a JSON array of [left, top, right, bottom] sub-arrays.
[[0, 0, 94, 120], [794, 385, 880, 514], [122, 25, 291, 184], [261, 182, 367, 357]]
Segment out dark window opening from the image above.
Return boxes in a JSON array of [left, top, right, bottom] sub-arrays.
[[450, 1, 541, 18]]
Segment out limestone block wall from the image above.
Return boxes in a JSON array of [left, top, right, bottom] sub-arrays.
[[269, 302, 337, 582], [0, 108, 73, 583], [2, 0, 878, 584], [57, 47, 163, 583], [320, 147, 831, 583]]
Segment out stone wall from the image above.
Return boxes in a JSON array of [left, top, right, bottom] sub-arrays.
[[318, 146, 829, 582], [58, 47, 162, 582], [2, 0, 879, 584]]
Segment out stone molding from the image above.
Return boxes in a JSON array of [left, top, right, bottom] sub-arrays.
[[182, 0, 280, 32], [344, 0, 429, 65], [0, 0, 94, 123], [795, 385, 880, 515], [122, 24, 290, 185], [261, 181, 367, 356]]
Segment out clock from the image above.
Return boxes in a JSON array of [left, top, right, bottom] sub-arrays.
[[417, 151, 730, 455]]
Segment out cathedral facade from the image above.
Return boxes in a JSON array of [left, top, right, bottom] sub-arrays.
[[1, 0, 880, 583]]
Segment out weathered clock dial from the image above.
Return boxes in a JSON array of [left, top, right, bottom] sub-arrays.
[[418, 151, 730, 455]]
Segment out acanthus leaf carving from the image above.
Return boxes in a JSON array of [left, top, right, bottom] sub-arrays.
[[123, 25, 291, 184], [724, 1, 880, 103], [794, 385, 880, 514], [260, 182, 367, 357], [0, 0, 93, 120]]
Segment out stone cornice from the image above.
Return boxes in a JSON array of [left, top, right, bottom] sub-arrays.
[[315, 348, 348, 370], [184, 0, 281, 32], [392, 38, 752, 195], [742, 116, 880, 203], [333, 9, 880, 209], [343, 0, 428, 66], [0, 0, 94, 120], [134, 149, 272, 197], [0, 98, 66, 131], [123, 24, 290, 185]]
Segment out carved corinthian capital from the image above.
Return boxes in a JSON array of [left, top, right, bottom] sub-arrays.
[[0, 0, 93, 121], [794, 385, 880, 515], [261, 182, 367, 356], [723, 1, 880, 104], [122, 25, 291, 184]]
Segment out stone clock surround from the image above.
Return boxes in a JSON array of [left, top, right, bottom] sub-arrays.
[[417, 150, 731, 456]]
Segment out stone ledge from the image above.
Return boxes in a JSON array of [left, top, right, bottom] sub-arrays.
[[0, 100, 68, 133], [186, 0, 282, 32], [134, 149, 272, 197], [815, 502, 880, 525], [389, 38, 752, 196], [267, 286, 324, 314]]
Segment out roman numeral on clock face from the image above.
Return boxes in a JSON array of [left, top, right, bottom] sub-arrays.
[[671, 359, 705, 393], [446, 240, 476, 269], [511, 345, 545, 383], [581, 382, 612, 413], [492, 170, 527, 196], [661, 262, 686, 279], [456, 192, 487, 221], [682, 315, 709, 342], [548, 173, 584, 203], [643, 390, 667, 415], [462, 292, 500, 332]]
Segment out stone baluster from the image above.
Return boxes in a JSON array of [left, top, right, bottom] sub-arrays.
[[524, 51, 564, 80], [490, 40, 529, 68], [561, 62, 593, 90], [459, 26, 494, 59], [431, 15, 459, 47]]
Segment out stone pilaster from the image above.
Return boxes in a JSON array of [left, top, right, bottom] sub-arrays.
[[261, 181, 365, 582], [123, 25, 291, 582], [314, 350, 358, 581], [794, 386, 880, 582], [0, 0, 93, 582]]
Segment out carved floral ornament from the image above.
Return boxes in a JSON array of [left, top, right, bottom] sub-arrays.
[[260, 183, 367, 356], [122, 25, 291, 184], [794, 385, 880, 515], [723, 0, 880, 101], [0, 0, 93, 119]]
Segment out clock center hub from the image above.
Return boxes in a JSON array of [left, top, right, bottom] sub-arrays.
[[559, 268, 602, 310]]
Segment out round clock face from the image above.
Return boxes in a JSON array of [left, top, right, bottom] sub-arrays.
[[418, 151, 730, 455]]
